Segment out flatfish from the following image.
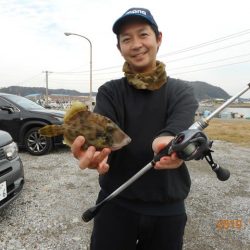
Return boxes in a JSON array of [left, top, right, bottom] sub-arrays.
[[39, 101, 131, 151]]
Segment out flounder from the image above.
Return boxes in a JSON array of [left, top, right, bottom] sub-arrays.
[[39, 101, 131, 151]]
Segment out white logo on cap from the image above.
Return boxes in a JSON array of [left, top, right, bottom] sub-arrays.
[[125, 10, 147, 16]]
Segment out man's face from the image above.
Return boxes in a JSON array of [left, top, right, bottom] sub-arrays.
[[118, 20, 162, 73]]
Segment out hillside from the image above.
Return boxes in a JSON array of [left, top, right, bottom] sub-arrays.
[[0, 86, 89, 97], [0, 81, 230, 101], [186, 81, 230, 101]]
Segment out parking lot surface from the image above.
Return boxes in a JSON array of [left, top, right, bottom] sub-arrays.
[[0, 142, 249, 250]]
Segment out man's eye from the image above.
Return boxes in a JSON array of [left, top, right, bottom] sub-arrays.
[[121, 38, 130, 43]]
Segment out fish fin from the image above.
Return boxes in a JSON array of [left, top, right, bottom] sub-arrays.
[[64, 101, 88, 123], [63, 135, 72, 147], [38, 125, 64, 137]]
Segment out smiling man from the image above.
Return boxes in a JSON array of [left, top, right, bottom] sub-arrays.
[[71, 7, 198, 250]]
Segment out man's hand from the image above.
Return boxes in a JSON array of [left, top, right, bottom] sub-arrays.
[[71, 136, 111, 174], [152, 136, 183, 170]]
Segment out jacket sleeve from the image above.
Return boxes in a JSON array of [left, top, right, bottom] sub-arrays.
[[156, 80, 199, 137]]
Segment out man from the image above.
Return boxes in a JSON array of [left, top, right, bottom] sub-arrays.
[[72, 7, 198, 250]]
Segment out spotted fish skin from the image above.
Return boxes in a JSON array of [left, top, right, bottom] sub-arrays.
[[39, 101, 131, 151], [38, 125, 64, 137]]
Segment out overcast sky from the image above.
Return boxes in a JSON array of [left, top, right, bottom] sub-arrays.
[[0, 0, 250, 97]]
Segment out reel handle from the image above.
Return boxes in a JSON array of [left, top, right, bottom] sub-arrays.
[[212, 163, 230, 181]]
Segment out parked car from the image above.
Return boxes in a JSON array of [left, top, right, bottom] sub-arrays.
[[0, 93, 65, 155], [0, 130, 24, 210]]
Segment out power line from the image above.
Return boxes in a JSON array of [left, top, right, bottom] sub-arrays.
[[163, 39, 250, 63], [49, 29, 250, 75], [167, 52, 250, 70], [47, 56, 250, 83], [52, 69, 121, 76], [170, 59, 250, 75], [16, 28, 250, 86], [160, 29, 250, 57], [90, 29, 250, 72]]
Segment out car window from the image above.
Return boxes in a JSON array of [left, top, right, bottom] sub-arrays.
[[0, 97, 18, 112], [1, 95, 45, 110], [0, 98, 9, 106]]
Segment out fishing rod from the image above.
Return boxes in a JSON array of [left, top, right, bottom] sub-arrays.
[[82, 82, 250, 222]]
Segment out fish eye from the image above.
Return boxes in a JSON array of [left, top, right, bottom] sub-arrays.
[[106, 124, 114, 132]]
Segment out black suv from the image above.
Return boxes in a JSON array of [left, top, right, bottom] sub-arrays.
[[0, 130, 24, 210], [0, 93, 65, 155]]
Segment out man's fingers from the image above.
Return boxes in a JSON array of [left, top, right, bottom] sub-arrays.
[[154, 155, 183, 169], [93, 148, 111, 164], [71, 136, 85, 158], [78, 146, 96, 169], [71, 137, 111, 172], [155, 156, 172, 168], [97, 162, 110, 174], [170, 152, 179, 160], [154, 143, 168, 154]]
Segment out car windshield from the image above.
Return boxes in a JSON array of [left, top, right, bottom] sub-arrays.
[[4, 95, 45, 110]]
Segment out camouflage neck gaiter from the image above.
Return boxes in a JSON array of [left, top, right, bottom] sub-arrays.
[[123, 60, 167, 90]]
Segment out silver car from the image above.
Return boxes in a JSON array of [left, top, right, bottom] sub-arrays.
[[0, 130, 24, 210]]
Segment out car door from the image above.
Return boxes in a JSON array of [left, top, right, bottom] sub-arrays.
[[0, 97, 21, 142]]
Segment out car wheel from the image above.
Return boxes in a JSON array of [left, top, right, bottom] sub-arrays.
[[24, 127, 52, 155]]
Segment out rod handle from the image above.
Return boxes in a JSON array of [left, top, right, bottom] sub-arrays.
[[82, 205, 101, 222], [152, 141, 172, 164]]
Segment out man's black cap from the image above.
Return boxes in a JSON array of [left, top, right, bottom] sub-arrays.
[[112, 7, 158, 35]]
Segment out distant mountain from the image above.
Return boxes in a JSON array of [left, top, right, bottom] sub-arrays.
[[0, 81, 230, 101], [0, 86, 94, 97], [186, 81, 230, 101]]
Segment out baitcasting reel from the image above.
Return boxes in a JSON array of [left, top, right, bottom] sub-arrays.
[[170, 129, 211, 161], [153, 129, 229, 181]]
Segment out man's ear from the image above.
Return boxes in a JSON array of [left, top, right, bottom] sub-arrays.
[[117, 43, 121, 51], [157, 32, 162, 51], [158, 32, 162, 45]]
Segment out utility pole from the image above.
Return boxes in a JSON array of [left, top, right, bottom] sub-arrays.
[[42, 71, 52, 107]]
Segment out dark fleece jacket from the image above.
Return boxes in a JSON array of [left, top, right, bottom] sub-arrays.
[[94, 76, 198, 215]]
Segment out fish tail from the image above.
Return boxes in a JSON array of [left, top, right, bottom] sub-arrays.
[[38, 125, 64, 137]]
